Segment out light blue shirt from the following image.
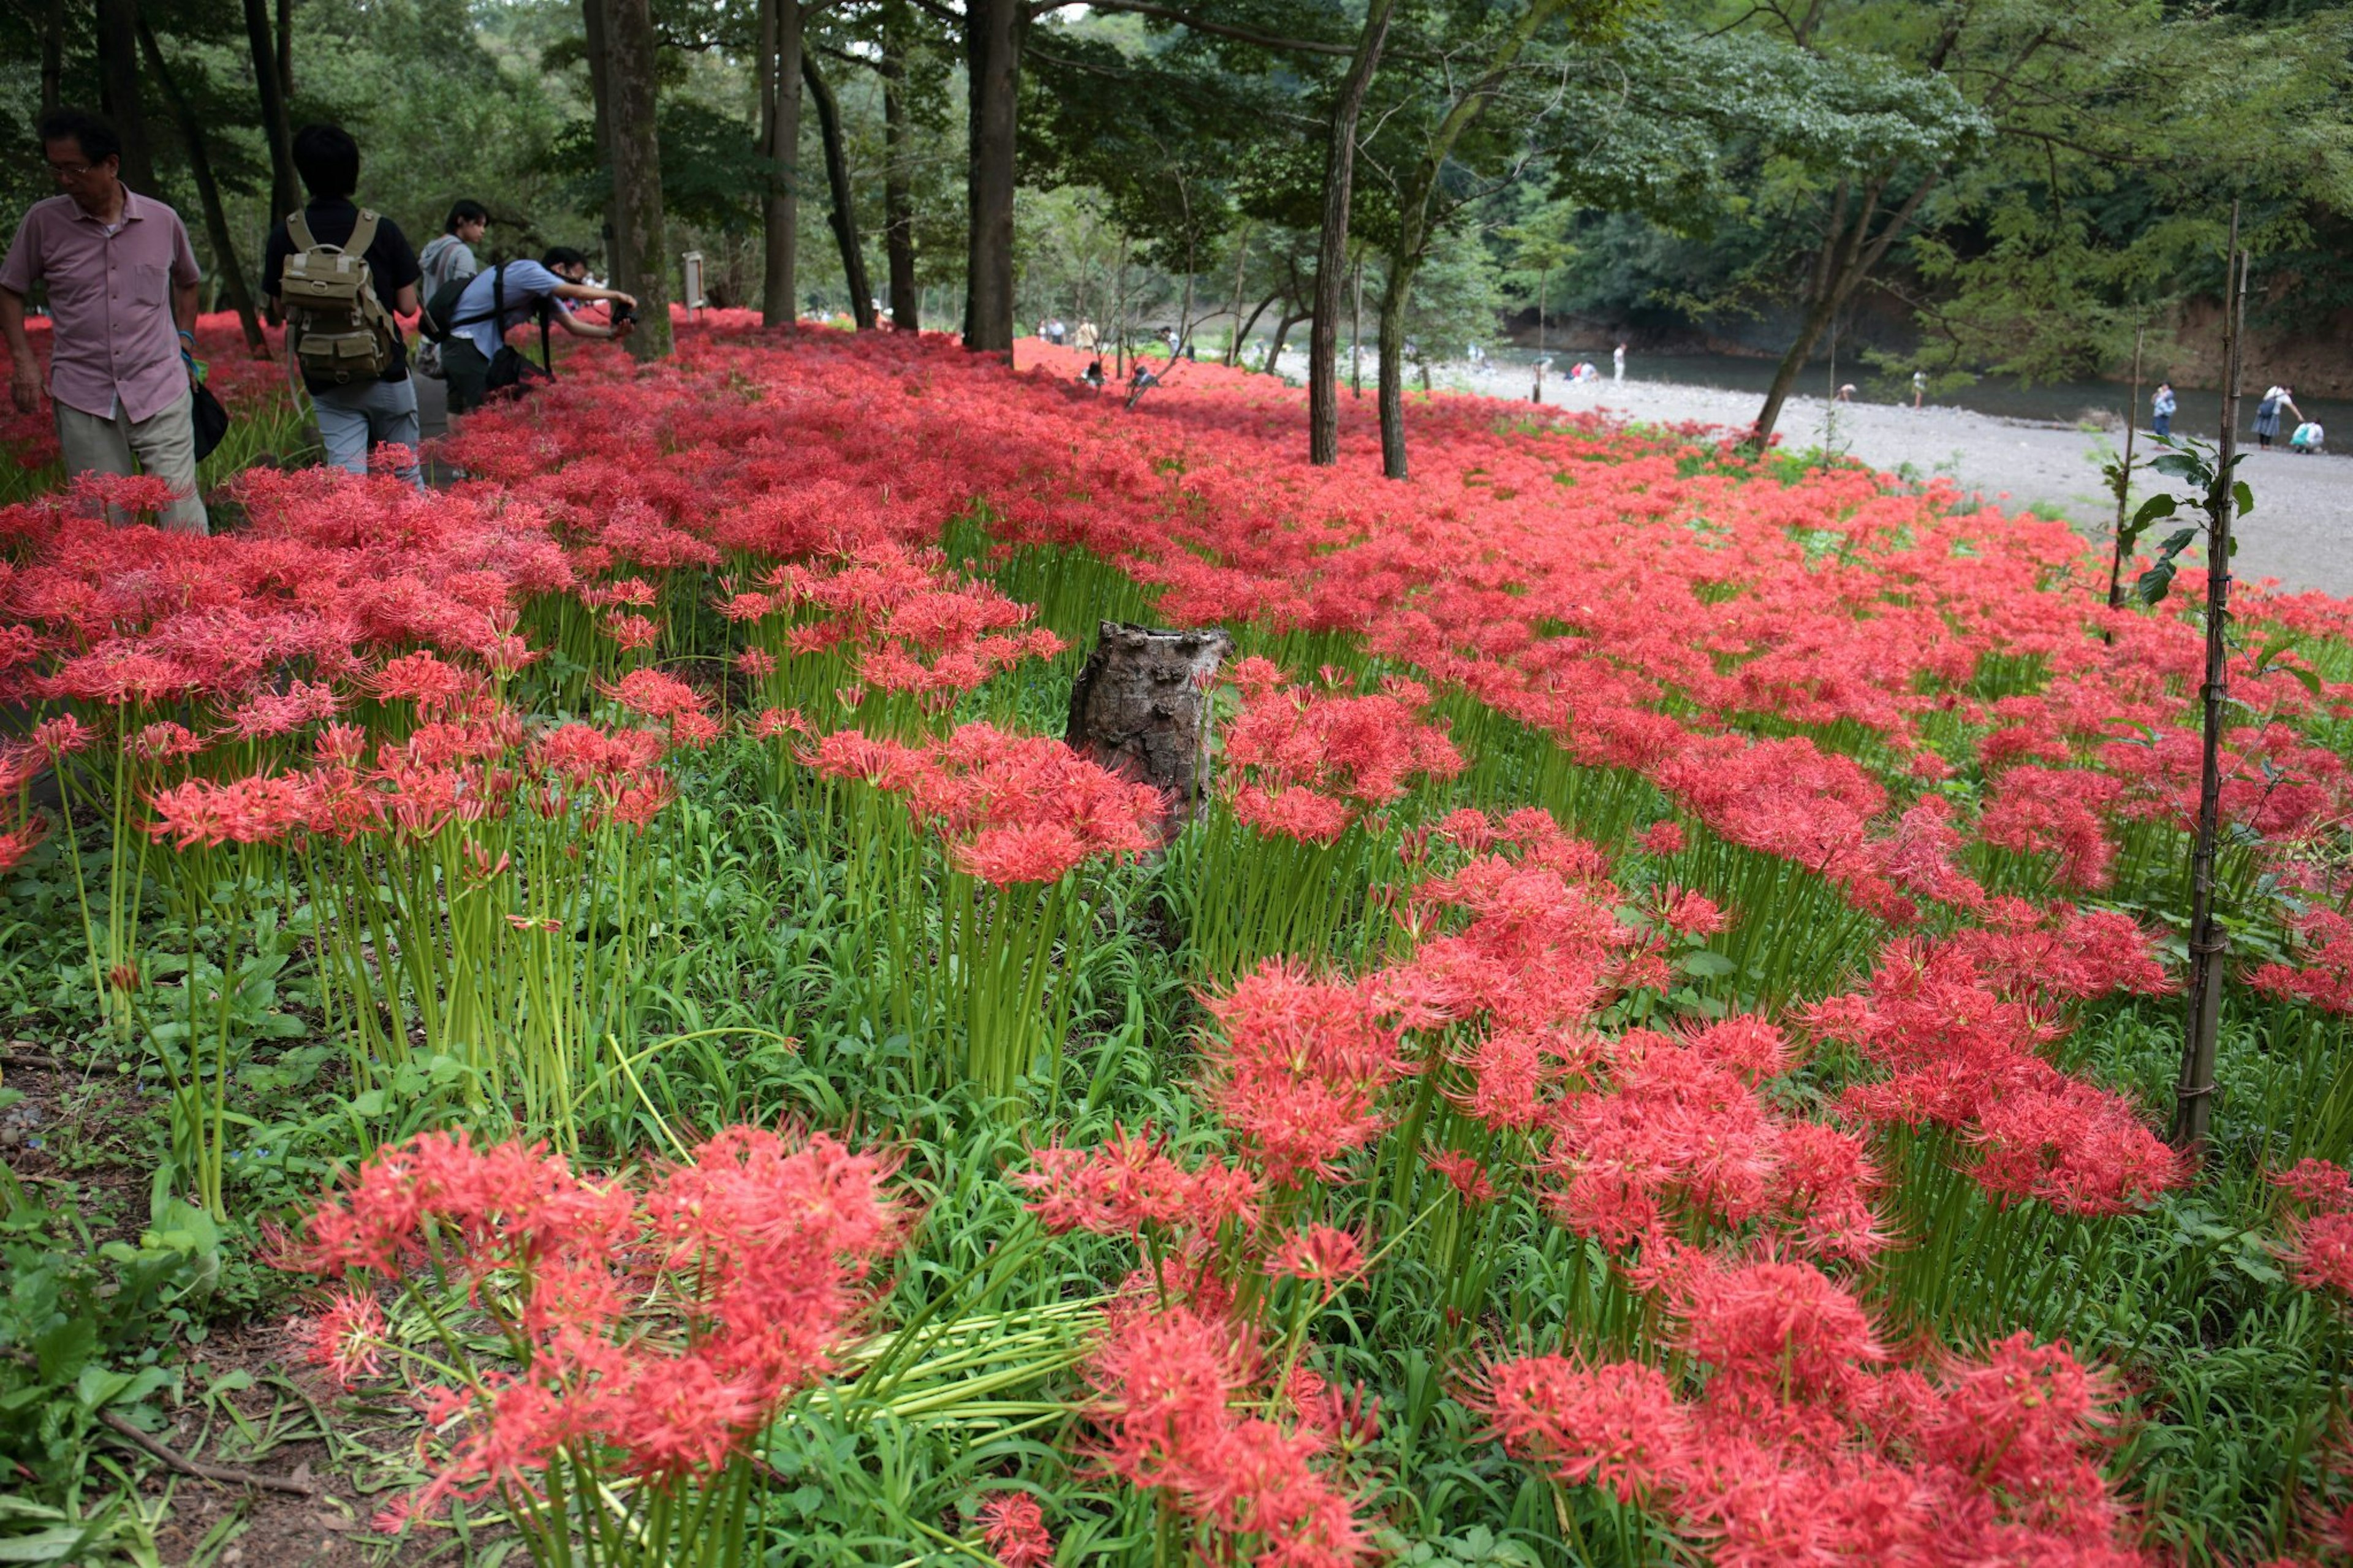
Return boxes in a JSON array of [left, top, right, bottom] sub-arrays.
[[2152, 388, 2176, 417], [450, 259, 569, 358]]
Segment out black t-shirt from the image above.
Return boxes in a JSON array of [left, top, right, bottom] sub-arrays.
[[263, 198, 423, 388]]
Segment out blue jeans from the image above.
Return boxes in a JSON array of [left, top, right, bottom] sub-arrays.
[[2153, 413, 2170, 438], [313, 376, 424, 488]]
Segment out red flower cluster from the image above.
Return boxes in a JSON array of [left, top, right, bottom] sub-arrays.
[[2272, 1157, 2353, 1297], [285, 1126, 901, 1522], [805, 721, 1162, 884], [1088, 1303, 1372, 1567], [1803, 940, 2185, 1214], [1219, 661, 1464, 844], [2249, 907, 2353, 1016], [1483, 1254, 2148, 1566]]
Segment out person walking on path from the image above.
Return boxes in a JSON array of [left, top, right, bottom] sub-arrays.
[[2254, 384, 2300, 450], [1612, 341, 1626, 382], [263, 124, 425, 488], [2151, 381, 2175, 439], [440, 247, 634, 415], [414, 200, 486, 381], [0, 108, 208, 532], [1913, 369, 1927, 408], [1073, 318, 1098, 353]]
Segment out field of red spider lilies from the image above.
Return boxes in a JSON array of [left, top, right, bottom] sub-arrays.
[[4, 316, 2353, 1568]]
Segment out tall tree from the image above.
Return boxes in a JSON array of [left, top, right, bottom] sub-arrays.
[[93, 0, 153, 192], [240, 0, 297, 224], [40, 0, 67, 115], [135, 4, 265, 353], [801, 51, 874, 328], [605, 0, 672, 357], [757, 0, 804, 325], [1308, 0, 1395, 465], [880, 0, 920, 331], [962, 0, 1025, 353], [1373, 0, 1590, 479]]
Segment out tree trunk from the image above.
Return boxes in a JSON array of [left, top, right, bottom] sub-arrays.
[[1376, 267, 1410, 477], [1307, 0, 1395, 466], [1220, 226, 1251, 364], [881, 0, 919, 332], [137, 7, 265, 355], [1230, 287, 1279, 368], [1376, 0, 1563, 479], [95, 0, 154, 194], [1749, 169, 1939, 449], [41, 0, 66, 114], [963, 0, 1023, 355], [605, 0, 672, 358], [759, 0, 803, 326], [240, 0, 298, 224], [1264, 303, 1302, 374], [802, 51, 874, 330], [1065, 622, 1233, 845], [582, 0, 615, 158], [276, 0, 292, 100]]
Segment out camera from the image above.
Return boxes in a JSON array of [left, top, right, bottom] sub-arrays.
[[608, 299, 637, 326]]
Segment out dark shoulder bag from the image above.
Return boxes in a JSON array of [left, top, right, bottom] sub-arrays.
[[482, 265, 556, 396]]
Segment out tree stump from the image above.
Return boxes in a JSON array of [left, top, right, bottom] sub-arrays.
[[1064, 621, 1232, 844]]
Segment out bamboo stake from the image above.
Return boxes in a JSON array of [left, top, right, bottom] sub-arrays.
[[2171, 210, 2247, 1152]]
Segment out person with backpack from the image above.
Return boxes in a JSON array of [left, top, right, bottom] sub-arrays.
[[2253, 384, 2300, 452], [0, 108, 209, 531], [262, 123, 423, 487], [414, 200, 487, 382], [431, 247, 635, 416]]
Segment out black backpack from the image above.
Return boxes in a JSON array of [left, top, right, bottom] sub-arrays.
[[419, 263, 554, 388]]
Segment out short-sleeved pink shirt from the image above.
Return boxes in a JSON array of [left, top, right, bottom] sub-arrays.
[[0, 189, 202, 423]]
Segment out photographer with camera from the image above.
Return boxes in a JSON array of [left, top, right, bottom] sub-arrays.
[[436, 246, 635, 415]]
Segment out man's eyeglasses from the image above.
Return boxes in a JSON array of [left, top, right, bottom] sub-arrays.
[[44, 161, 96, 179]]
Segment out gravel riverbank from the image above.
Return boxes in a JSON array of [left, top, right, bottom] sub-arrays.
[[1458, 363, 2353, 600]]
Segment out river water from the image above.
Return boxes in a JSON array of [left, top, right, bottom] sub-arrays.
[[1485, 350, 2348, 444]]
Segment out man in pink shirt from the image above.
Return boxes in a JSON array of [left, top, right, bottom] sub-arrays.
[[0, 108, 208, 532]]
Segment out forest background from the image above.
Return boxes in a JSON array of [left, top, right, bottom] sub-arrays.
[[2, 0, 2352, 437]]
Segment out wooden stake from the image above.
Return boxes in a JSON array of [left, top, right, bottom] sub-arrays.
[[2107, 326, 2145, 612], [2172, 211, 2247, 1152]]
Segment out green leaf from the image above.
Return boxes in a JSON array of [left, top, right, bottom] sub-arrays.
[[2130, 492, 2178, 527], [2232, 479, 2254, 517], [2150, 452, 2208, 481], [32, 1314, 94, 1384], [1678, 951, 1737, 978], [2135, 560, 2178, 605], [2156, 526, 2199, 559]]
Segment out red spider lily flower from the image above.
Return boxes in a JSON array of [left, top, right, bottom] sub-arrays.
[[298, 1287, 387, 1388], [1639, 819, 1686, 855], [1477, 1355, 1691, 1503], [601, 667, 707, 721], [2273, 1157, 2353, 1212], [976, 1492, 1054, 1568], [30, 713, 93, 756], [0, 818, 47, 874], [605, 611, 662, 650], [1425, 1148, 1496, 1203], [1265, 1224, 1367, 1299]]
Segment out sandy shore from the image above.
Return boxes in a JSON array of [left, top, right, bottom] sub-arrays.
[[1300, 354, 2352, 600]]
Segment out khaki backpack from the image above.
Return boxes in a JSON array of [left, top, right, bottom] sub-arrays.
[[281, 210, 400, 384]]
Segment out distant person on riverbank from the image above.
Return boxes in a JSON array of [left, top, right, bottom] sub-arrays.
[[1613, 342, 1626, 382], [2254, 384, 2300, 450], [1836, 384, 1855, 402], [2151, 382, 2175, 438], [263, 123, 424, 488], [1913, 369, 1927, 408], [2292, 419, 2325, 454], [2, 108, 208, 532]]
